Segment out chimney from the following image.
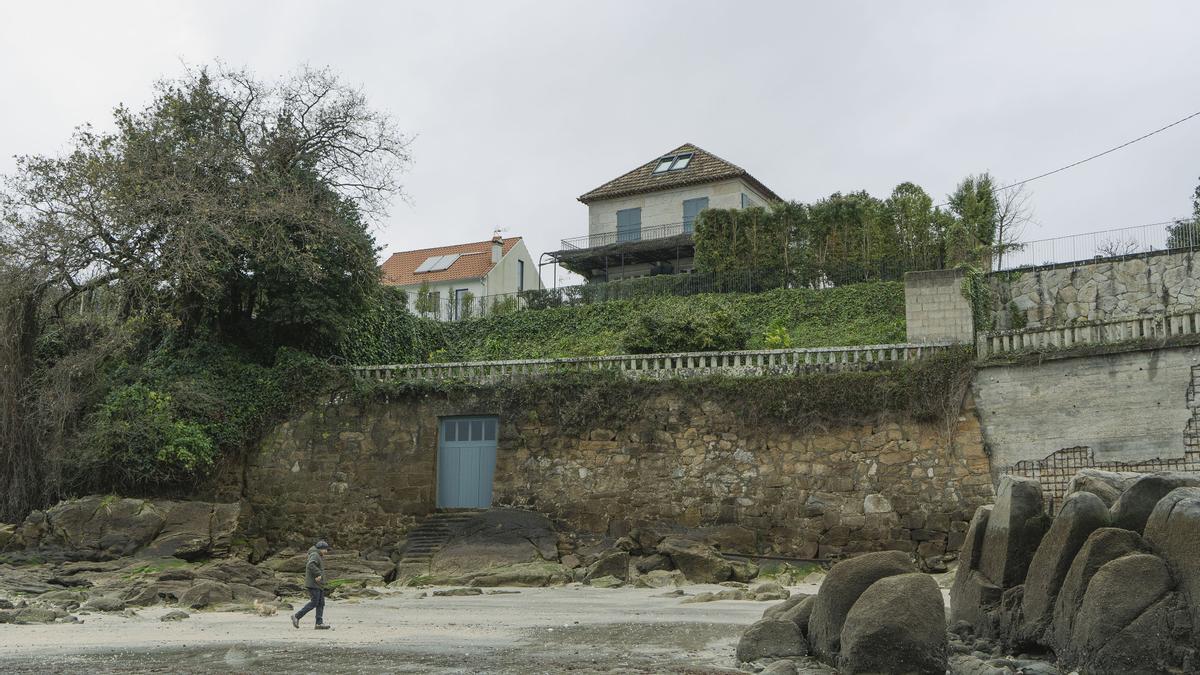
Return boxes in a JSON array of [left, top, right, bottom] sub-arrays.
[[491, 231, 503, 263]]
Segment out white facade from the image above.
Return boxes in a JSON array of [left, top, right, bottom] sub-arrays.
[[586, 177, 771, 239], [396, 239, 542, 319]]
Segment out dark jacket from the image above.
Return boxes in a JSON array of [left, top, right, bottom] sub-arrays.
[[304, 547, 325, 590]]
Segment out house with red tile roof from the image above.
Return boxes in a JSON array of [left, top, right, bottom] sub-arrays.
[[547, 143, 781, 283], [382, 234, 542, 319]]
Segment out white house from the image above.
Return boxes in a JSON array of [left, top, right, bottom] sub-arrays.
[[549, 143, 781, 282], [382, 234, 542, 319]]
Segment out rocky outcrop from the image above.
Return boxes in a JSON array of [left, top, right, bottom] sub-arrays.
[[1064, 468, 1142, 508], [978, 476, 1049, 589], [951, 470, 1200, 674], [806, 550, 917, 661], [10, 496, 243, 562], [838, 573, 947, 675]]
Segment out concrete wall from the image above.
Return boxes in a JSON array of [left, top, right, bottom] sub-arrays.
[[246, 388, 993, 558], [586, 177, 770, 238], [973, 345, 1199, 472], [989, 249, 1200, 330], [904, 269, 975, 343]]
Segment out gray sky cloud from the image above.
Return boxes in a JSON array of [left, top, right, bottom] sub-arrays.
[[3, 1, 1199, 285]]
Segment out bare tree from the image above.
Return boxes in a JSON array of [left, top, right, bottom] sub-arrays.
[[992, 184, 1033, 270]]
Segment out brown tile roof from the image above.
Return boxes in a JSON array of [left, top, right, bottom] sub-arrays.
[[577, 143, 782, 204], [381, 237, 522, 287]]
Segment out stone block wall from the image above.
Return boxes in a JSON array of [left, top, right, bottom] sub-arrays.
[[904, 269, 974, 343], [244, 387, 994, 559], [988, 249, 1200, 330]]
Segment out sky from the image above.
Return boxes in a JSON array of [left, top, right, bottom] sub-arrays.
[[2, 1, 1199, 286]]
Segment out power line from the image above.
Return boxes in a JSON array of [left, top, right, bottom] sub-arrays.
[[937, 108, 1200, 206]]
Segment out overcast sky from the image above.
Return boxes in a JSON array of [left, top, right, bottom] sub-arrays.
[[3, 1, 1199, 285]]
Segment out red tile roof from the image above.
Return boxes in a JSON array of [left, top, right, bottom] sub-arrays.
[[381, 237, 522, 287], [577, 143, 782, 204]]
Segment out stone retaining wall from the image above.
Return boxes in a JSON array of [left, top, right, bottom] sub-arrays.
[[989, 249, 1200, 330], [243, 387, 994, 559]]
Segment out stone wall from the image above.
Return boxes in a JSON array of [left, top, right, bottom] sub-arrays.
[[244, 387, 994, 560], [973, 344, 1200, 489], [988, 249, 1200, 330], [904, 269, 974, 344]]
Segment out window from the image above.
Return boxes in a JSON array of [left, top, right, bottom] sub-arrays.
[[652, 152, 694, 173], [683, 197, 708, 233], [670, 153, 693, 170], [741, 193, 753, 208], [617, 208, 642, 242], [454, 288, 469, 320], [517, 259, 525, 291]]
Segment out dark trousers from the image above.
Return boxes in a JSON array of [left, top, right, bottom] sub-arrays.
[[295, 587, 324, 625]]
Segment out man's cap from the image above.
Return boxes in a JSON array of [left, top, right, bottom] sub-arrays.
[[316, 540, 331, 550]]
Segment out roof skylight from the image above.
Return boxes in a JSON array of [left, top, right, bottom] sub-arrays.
[[653, 152, 694, 174]]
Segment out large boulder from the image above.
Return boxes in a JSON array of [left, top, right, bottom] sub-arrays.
[[1065, 553, 1175, 670], [978, 476, 1049, 589], [429, 510, 559, 577], [1049, 527, 1149, 654], [1016, 490, 1110, 647], [1144, 486, 1200, 634], [807, 550, 917, 662], [838, 573, 947, 675], [779, 595, 816, 636], [949, 505, 1001, 628], [736, 619, 809, 663], [762, 593, 809, 621], [142, 501, 241, 560], [585, 551, 630, 582], [1108, 472, 1200, 533], [655, 537, 732, 583], [177, 580, 235, 609], [1064, 468, 1142, 508]]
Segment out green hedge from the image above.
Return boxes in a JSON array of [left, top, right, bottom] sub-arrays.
[[339, 281, 907, 364]]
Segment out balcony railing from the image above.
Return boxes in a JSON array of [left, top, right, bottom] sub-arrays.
[[352, 342, 956, 382], [976, 311, 1200, 359], [559, 221, 693, 251]]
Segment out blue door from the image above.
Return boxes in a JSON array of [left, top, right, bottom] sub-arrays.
[[437, 417, 498, 509], [617, 207, 642, 243]]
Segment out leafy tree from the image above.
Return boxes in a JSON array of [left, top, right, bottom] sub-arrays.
[[1167, 179, 1200, 249], [1, 66, 410, 354]]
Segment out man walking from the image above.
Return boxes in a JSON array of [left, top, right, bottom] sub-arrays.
[[291, 540, 332, 630]]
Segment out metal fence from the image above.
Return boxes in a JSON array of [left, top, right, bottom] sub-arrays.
[[996, 219, 1198, 271], [559, 221, 692, 250]]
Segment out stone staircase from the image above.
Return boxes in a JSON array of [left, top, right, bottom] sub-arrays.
[[395, 511, 480, 573]]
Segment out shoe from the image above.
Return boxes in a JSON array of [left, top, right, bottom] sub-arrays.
[[290, 614, 299, 629], [315, 624, 332, 630]]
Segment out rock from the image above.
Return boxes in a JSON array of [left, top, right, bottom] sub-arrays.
[[762, 593, 810, 620], [178, 580, 234, 609], [432, 587, 483, 597], [1082, 591, 1189, 674], [1065, 468, 1142, 508], [195, 558, 277, 586], [429, 510, 559, 577], [0, 607, 65, 624], [1144, 486, 1200, 634], [978, 476, 1049, 590], [1066, 553, 1174, 669], [735, 618, 809, 662], [633, 570, 685, 588], [730, 559, 760, 583], [467, 561, 571, 587], [0, 523, 14, 550], [807, 550, 917, 661], [560, 554, 581, 569], [760, 659, 799, 675], [585, 551, 629, 582], [81, 596, 126, 612], [779, 595, 816, 635], [228, 582, 276, 603], [37, 589, 87, 609], [838, 573, 947, 675], [589, 575, 624, 589], [1016, 490, 1109, 647], [1109, 472, 1200, 533], [749, 580, 790, 601], [656, 537, 732, 583], [160, 610, 189, 622], [121, 580, 191, 607], [950, 505, 993, 626], [1050, 527, 1149, 654], [697, 524, 758, 553], [633, 553, 672, 574], [681, 588, 751, 603]]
